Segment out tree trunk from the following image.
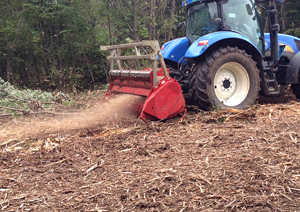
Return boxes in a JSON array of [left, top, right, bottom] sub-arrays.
[[149, 0, 155, 40], [264, 16, 269, 33], [153, 0, 156, 39], [280, 4, 286, 33], [107, 1, 112, 44], [168, 0, 175, 41], [32, 53, 41, 86], [6, 61, 11, 83], [162, 0, 167, 43], [132, 1, 137, 41], [81, 0, 96, 46]]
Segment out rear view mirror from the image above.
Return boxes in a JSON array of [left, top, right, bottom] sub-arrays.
[[246, 4, 253, 16]]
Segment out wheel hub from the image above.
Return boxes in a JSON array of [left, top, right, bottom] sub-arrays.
[[216, 71, 236, 97], [222, 79, 231, 89]]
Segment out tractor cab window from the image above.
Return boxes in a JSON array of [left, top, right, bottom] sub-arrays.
[[223, 0, 263, 52], [186, 2, 218, 43]]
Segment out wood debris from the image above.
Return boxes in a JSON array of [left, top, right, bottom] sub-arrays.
[[1, 91, 300, 211]]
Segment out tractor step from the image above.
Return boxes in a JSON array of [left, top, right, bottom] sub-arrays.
[[262, 66, 280, 95], [269, 91, 281, 95]]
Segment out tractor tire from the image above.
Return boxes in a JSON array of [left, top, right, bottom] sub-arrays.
[[291, 82, 300, 99], [190, 47, 260, 110]]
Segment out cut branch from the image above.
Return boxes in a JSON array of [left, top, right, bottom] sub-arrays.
[[0, 105, 29, 113]]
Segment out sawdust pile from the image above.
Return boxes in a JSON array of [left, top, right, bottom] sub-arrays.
[[0, 94, 144, 141]]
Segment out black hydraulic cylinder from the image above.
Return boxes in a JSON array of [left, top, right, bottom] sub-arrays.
[[268, 0, 279, 64]]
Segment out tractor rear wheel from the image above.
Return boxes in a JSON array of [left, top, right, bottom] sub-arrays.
[[190, 47, 260, 110], [291, 82, 300, 99]]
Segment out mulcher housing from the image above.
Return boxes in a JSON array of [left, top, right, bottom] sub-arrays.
[[100, 41, 186, 122]]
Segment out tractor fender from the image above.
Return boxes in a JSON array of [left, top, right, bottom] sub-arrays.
[[185, 31, 261, 58], [286, 52, 300, 84], [160, 37, 190, 63]]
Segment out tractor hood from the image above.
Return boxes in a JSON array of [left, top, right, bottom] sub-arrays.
[[182, 0, 204, 7], [185, 31, 260, 58], [160, 31, 262, 62], [182, 0, 285, 7], [160, 37, 190, 63], [264, 33, 300, 54]]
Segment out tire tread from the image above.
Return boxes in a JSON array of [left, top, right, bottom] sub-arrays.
[[189, 46, 260, 110]]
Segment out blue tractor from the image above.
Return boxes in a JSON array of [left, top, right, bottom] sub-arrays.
[[161, 0, 300, 110]]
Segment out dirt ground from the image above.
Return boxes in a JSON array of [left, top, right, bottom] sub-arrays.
[[1, 90, 300, 211]]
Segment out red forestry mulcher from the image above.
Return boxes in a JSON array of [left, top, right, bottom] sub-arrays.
[[100, 41, 186, 122]]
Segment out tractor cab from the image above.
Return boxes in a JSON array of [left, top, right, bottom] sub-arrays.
[[185, 0, 264, 53]]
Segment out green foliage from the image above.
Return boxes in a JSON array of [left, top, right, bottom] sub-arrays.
[[277, 1, 300, 35], [0, 0, 299, 92], [285, 28, 300, 37], [62, 99, 75, 106], [217, 117, 226, 123], [0, 0, 108, 90], [209, 105, 223, 112], [0, 77, 69, 115]]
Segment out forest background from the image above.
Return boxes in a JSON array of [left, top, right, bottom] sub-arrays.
[[0, 0, 300, 91]]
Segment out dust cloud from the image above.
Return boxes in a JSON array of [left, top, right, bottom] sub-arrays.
[[0, 94, 145, 141]]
